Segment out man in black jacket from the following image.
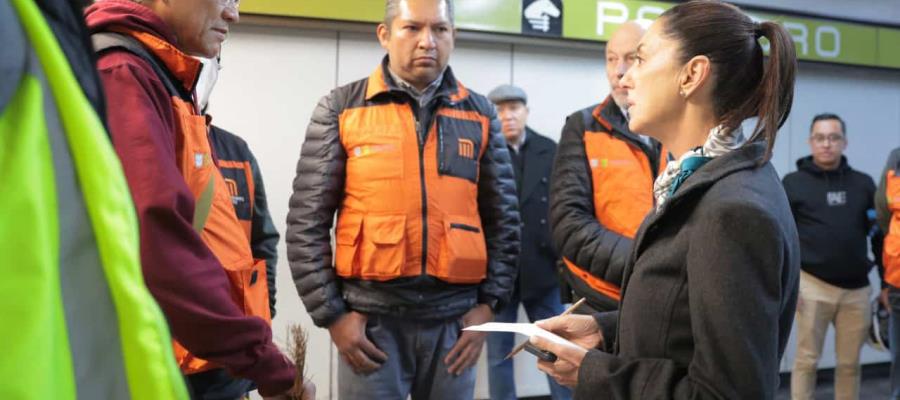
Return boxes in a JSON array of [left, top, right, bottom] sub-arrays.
[[784, 113, 878, 400], [484, 84, 571, 400]]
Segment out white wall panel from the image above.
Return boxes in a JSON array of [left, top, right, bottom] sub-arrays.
[[512, 44, 607, 142], [787, 63, 900, 179], [448, 40, 513, 96], [335, 31, 385, 86]]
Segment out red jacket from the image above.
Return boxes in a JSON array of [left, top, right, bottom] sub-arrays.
[[85, 1, 294, 395]]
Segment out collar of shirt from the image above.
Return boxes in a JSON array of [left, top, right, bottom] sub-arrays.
[[508, 129, 528, 153], [387, 67, 444, 106]]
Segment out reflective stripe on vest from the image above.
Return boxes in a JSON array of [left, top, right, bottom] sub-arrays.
[[334, 66, 489, 284], [95, 29, 271, 374], [1, 1, 187, 398], [563, 258, 621, 301], [884, 169, 900, 287]]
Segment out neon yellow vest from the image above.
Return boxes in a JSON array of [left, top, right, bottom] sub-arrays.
[[0, 0, 188, 398]]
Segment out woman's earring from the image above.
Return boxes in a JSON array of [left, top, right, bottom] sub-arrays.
[[679, 90, 685, 97]]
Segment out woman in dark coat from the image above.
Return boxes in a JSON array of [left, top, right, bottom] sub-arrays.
[[530, 1, 801, 398]]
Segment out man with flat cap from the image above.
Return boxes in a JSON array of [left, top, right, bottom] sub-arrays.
[[485, 85, 571, 400]]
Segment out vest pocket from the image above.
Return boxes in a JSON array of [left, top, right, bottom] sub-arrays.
[[436, 215, 487, 283], [359, 214, 407, 281], [437, 115, 483, 183], [335, 211, 363, 277], [229, 259, 271, 323]]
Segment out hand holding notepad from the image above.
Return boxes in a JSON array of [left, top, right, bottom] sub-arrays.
[[463, 321, 586, 363]]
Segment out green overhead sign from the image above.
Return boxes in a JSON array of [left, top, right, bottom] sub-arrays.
[[240, 0, 900, 70]]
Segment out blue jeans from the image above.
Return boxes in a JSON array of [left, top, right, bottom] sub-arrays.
[[889, 287, 900, 399], [486, 289, 572, 400], [338, 314, 476, 400]]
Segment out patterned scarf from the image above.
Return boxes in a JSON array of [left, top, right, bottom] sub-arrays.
[[653, 125, 746, 210]]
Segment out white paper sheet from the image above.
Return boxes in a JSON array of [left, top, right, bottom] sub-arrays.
[[463, 322, 580, 350]]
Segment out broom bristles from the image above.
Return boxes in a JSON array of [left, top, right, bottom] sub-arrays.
[[286, 324, 308, 399]]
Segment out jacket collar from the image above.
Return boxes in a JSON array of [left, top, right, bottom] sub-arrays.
[[85, 0, 201, 94], [645, 141, 768, 228], [593, 96, 644, 144], [366, 55, 469, 104]]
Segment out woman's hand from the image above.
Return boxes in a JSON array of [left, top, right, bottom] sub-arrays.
[[535, 314, 603, 349], [530, 335, 589, 388], [530, 314, 604, 388]]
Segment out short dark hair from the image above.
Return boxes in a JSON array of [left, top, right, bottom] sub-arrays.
[[384, 0, 455, 28], [660, 1, 797, 163], [810, 113, 846, 135]]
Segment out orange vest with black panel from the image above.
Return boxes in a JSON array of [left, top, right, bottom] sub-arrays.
[[93, 30, 270, 375], [334, 66, 490, 284], [562, 98, 667, 305]]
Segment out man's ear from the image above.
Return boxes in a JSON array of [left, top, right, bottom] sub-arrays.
[[376, 23, 390, 50]]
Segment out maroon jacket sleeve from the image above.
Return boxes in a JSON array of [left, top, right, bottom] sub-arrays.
[[97, 53, 295, 396]]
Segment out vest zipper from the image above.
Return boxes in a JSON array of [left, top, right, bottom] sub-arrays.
[[413, 102, 429, 277]]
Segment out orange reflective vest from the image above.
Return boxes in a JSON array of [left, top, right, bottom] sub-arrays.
[[94, 30, 271, 374], [884, 167, 900, 287], [563, 98, 667, 302], [333, 66, 490, 284]]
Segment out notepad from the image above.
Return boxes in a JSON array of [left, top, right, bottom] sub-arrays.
[[463, 322, 580, 350]]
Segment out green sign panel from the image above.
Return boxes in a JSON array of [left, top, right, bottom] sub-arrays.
[[238, 0, 522, 32], [239, 0, 900, 70], [879, 28, 900, 69], [239, 0, 383, 22], [455, 0, 521, 34]]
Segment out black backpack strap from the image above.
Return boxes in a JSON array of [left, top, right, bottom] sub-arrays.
[[91, 32, 189, 100]]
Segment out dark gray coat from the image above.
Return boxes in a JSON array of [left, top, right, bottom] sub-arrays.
[[578, 142, 800, 399], [515, 129, 560, 300]]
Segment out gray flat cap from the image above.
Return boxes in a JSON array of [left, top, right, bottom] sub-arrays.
[[488, 84, 528, 105]]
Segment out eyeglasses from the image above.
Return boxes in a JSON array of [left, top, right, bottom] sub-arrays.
[[217, 0, 239, 10], [810, 134, 844, 145]]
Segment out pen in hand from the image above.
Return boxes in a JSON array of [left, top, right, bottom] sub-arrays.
[[504, 297, 587, 360]]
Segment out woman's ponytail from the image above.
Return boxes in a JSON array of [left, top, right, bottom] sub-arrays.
[[752, 21, 797, 161]]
